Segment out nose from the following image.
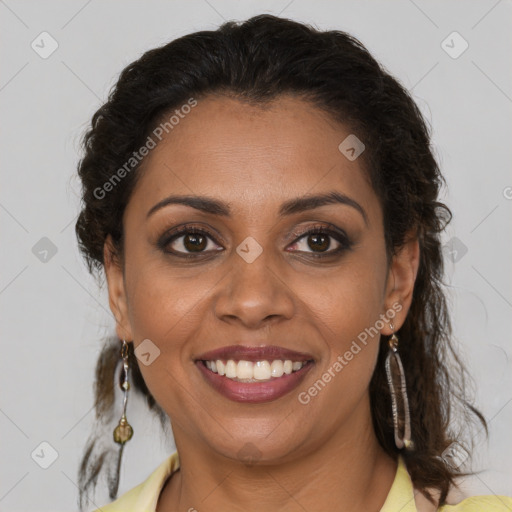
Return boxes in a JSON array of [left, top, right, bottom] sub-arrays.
[[213, 247, 295, 330]]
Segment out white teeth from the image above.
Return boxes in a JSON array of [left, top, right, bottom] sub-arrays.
[[204, 359, 308, 381], [237, 360, 253, 379], [254, 361, 271, 380], [225, 360, 237, 378], [270, 360, 284, 377], [216, 359, 225, 376]]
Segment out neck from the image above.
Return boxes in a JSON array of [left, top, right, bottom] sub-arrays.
[[157, 405, 397, 512]]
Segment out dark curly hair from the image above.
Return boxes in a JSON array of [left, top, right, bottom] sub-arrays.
[[74, 14, 487, 511]]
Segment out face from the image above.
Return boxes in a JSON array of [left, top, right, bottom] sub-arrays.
[[105, 94, 419, 465]]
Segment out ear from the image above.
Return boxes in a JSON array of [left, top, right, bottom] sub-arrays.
[[381, 230, 420, 335], [104, 234, 133, 342]]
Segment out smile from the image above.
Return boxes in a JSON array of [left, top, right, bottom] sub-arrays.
[[203, 359, 309, 381], [195, 345, 315, 403]]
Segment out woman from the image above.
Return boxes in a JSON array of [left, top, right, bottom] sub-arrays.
[[74, 14, 512, 512]]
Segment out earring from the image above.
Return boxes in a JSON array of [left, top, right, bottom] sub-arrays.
[[109, 340, 134, 499], [385, 323, 414, 450], [113, 339, 134, 445]]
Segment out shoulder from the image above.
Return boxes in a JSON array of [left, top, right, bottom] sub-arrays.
[[409, 462, 512, 512], [92, 483, 144, 511], [439, 495, 512, 511], [91, 451, 180, 512]]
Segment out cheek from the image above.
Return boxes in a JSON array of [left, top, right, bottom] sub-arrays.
[[295, 272, 384, 424], [296, 250, 386, 395], [123, 264, 198, 375], [123, 255, 231, 398], [311, 283, 382, 390], [125, 271, 203, 422], [125, 256, 211, 342], [298, 250, 387, 347]]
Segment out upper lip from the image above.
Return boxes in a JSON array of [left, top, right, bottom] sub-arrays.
[[196, 344, 314, 363]]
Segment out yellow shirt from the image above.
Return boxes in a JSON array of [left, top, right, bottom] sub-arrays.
[[93, 451, 512, 511]]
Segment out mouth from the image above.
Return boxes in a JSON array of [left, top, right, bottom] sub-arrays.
[[195, 345, 315, 403]]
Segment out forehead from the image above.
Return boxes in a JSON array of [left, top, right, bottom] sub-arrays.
[[125, 94, 380, 226]]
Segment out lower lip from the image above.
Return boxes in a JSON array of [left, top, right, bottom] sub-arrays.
[[196, 361, 314, 403]]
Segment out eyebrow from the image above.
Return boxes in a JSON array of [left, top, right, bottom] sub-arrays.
[[146, 191, 368, 226]]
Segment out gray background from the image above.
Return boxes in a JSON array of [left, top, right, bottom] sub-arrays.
[[1, 1, 511, 511]]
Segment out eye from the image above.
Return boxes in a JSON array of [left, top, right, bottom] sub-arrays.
[[158, 223, 353, 259], [288, 224, 352, 258], [158, 226, 222, 258]]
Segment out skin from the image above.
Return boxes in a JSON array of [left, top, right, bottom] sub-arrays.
[[104, 94, 420, 512]]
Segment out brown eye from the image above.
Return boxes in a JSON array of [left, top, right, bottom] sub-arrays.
[[158, 227, 222, 257], [182, 233, 207, 252], [306, 232, 331, 252], [289, 225, 352, 257]]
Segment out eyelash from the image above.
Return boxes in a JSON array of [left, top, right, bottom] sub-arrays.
[[157, 224, 353, 260]]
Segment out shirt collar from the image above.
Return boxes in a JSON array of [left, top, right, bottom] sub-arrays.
[[131, 452, 418, 512], [379, 455, 418, 512]]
